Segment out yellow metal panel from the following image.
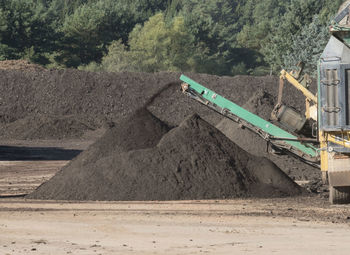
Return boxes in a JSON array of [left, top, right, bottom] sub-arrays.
[[319, 131, 328, 172]]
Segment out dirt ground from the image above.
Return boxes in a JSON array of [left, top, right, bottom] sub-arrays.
[[0, 139, 92, 197], [1, 141, 350, 254], [1, 199, 350, 255], [0, 161, 68, 196]]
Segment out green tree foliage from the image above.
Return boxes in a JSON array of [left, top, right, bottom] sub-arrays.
[[0, 0, 346, 75], [58, 1, 111, 66], [0, 0, 167, 67], [101, 13, 197, 73], [0, 0, 59, 63], [262, 0, 343, 72], [283, 15, 329, 75], [236, 0, 286, 50], [180, 0, 248, 75], [87, 40, 131, 72], [318, 0, 344, 23], [130, 13, 197, 72], [55, 0, 167, 67]]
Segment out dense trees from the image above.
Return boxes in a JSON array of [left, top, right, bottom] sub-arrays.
[[0, 0, 345, 76], [261, 0, 343, 72], [99, 13, 197, 72], [0, 0, 59, 62], [283, 15, 329, 75]]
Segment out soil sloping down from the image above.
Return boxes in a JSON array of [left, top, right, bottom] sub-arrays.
[[0, 67, 320, 189], [28, 110, 302, 201]]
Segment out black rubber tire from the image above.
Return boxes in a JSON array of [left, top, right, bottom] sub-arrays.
[[329, 186, 350, 204]]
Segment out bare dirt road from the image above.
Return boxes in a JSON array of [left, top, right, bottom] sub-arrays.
[[0, 139, 89, 197], [1, 141, 350, 254], [1, 199, 350, 255], [0, 161, 68, 196]]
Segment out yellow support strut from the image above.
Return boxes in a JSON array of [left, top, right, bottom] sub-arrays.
[[280, 70, 318, 103]]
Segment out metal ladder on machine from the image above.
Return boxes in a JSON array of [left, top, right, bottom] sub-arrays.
[[180, 74, 320, 167]]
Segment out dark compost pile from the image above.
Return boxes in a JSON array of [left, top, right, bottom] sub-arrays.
[[27, 110, 302, 201], [0, 67, 320, 194]]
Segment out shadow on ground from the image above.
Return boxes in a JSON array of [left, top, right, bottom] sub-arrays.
[[0, 146, 82, 161]]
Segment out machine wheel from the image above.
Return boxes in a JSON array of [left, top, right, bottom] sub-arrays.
[[329, 186, 350, 204]]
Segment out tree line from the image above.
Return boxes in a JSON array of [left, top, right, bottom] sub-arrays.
[[0, 0, 344, 76]]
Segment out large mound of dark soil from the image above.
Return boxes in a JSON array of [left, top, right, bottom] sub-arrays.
[[0, 69, 319, 183], [0, 114, 100, 140], [28, 110, 302, 201], [0, 70, 311, 138]]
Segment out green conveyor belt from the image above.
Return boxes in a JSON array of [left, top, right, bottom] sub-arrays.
[[180, 74, 318, 158]]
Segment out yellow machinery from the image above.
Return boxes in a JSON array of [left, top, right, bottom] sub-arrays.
[[269, 2, 350, 203], [273, 62, 350, 203], [180, 2, 350, 204], [317, 2, 350, 203]]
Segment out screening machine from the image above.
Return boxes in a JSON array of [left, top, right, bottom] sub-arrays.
[[180, 2, 350, 204]]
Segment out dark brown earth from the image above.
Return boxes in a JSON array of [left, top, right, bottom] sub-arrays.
[[27, 111, 302, 201], [0, 68, 320, 193], [0, 70, 311, 131], [0, 114, 100, 140]]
